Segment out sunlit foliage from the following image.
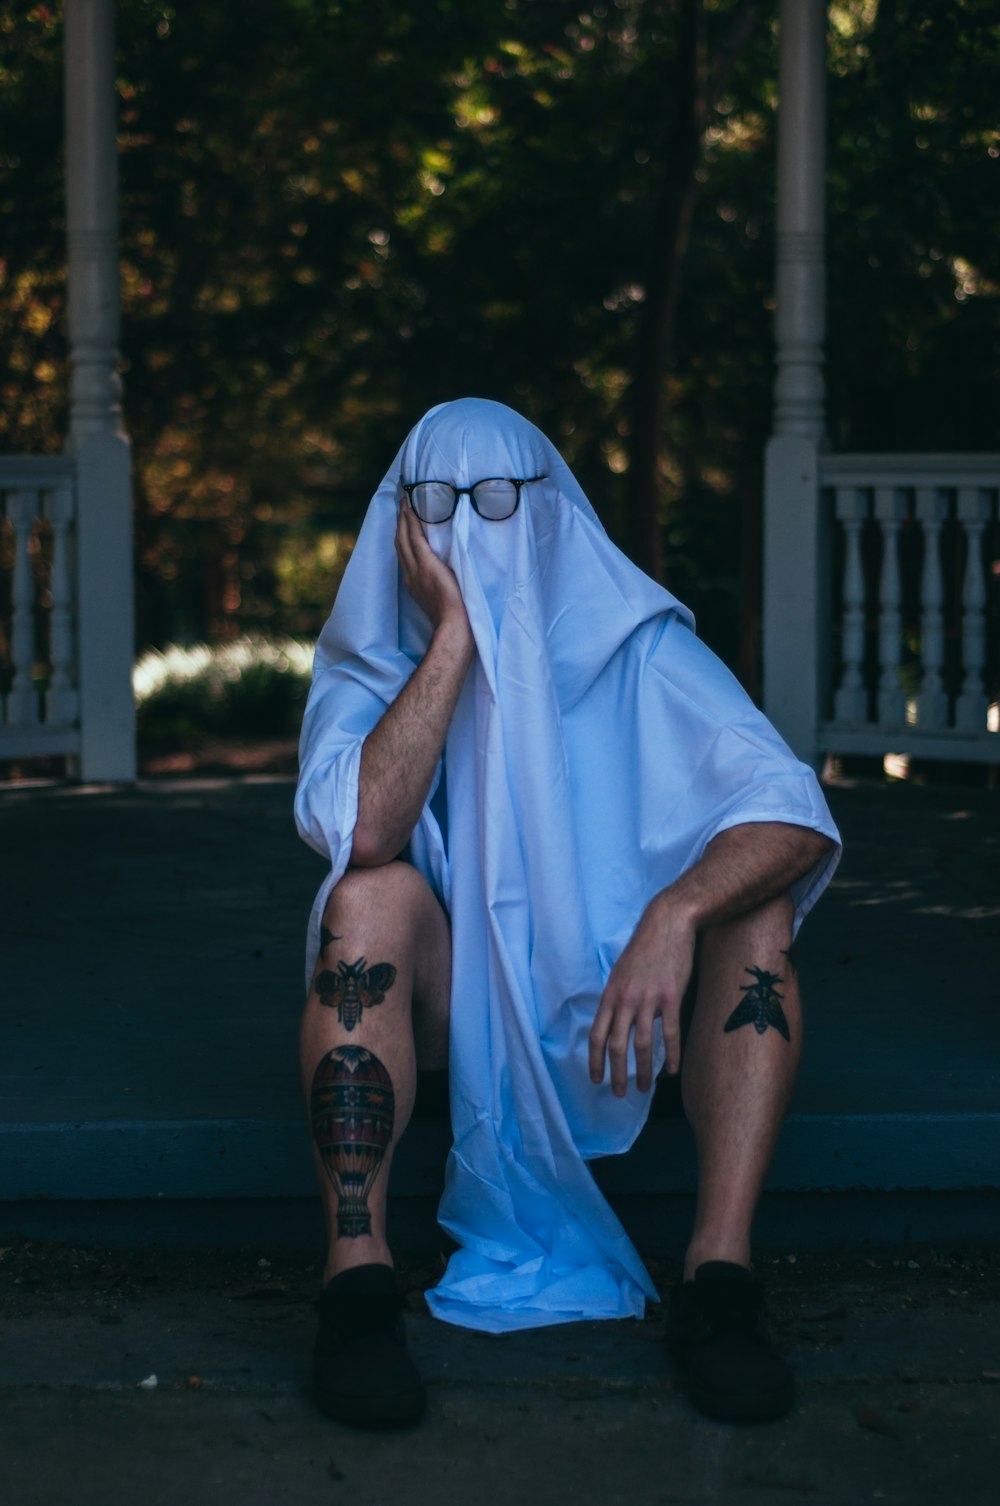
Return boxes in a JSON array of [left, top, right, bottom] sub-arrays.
[[1, 1, 997, 672]]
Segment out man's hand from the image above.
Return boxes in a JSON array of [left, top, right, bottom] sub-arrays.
[[588, 894, 696, 1096], [587, 822, 834, 1095], [395, 499, 471, 638]]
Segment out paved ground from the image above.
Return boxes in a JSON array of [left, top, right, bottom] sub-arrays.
[[2, 1238, 999, 1506]]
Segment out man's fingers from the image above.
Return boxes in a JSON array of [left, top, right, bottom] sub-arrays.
[[591, 985, 645, 1098], [592, 987, 681, 1094], [588, 999, 613, 1083], [607, 1022, 633, 1097], [633, 1019, 654, 1093], [399, 503, 449, 588], [395, 500, 416, 578], [661, 1013, 682, 1077], [404, 502, 432, 554]]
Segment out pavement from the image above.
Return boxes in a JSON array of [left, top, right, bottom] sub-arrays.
[[2, 1238, 999, 1506]]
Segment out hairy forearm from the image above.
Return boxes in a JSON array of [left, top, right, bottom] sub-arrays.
[[351, 618, 475, 866], [650, 822, 835, 933]]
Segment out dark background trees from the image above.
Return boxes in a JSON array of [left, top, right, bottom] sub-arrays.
[[1, 0, 997, 682]]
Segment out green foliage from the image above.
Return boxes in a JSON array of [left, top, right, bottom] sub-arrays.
[[2, 0, 997, 674], [825, 0, 1000, 451], [133, 636, 313, 746], [0, 4, 67, 453]]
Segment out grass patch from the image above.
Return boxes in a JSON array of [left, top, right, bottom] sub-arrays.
[[134, 636, 314, 749]]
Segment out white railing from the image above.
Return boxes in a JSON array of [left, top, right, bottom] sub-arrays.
[[0, 457, 81, 759], [822, 455, 1000, 764]]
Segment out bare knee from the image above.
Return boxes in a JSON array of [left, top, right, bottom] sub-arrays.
[[695, 885, 795, 981], [323, 860, 436, 935], [703, 892, 795, 956], [752, 891, 794, 940], [318, 863, 450, 1053], [689, 893, 801, 1047]]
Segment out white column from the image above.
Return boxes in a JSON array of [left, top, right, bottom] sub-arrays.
[[763, 0, 828, 763], [771, 0, 827, 443], [63, 0, 136, 781]]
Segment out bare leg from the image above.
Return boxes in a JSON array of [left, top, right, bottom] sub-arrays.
[[298, 861, 451, 1285], [680, 893, 799, 1280]]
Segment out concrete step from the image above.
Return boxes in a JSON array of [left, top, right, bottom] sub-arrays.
[[2, 775, 997, 1201], [2, 1108, 999, 1201]]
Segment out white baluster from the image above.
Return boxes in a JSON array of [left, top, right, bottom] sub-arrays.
[[874, 486, 907, 727], [915, 487, 949, 729], [953, 486, 992, 733], [5, 490, 41, 727], [833, 487, 869, 723], [45, 486, 79, 728]]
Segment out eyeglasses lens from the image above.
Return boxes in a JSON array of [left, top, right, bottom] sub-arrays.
[[409, 482, 457, 523], [471, 480, 518, 520]]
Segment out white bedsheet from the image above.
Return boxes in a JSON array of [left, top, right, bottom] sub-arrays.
[[295, 398, 841, 1332]]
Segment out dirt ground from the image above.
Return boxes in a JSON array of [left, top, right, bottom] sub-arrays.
[[3, 1235, 998, 1344]]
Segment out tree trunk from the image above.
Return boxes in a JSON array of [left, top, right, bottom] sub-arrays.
[[627, 0, 763, 584], [627, 0, 707, 582]]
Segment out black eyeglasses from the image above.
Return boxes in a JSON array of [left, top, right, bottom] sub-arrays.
[[400, 475, 547, 524]]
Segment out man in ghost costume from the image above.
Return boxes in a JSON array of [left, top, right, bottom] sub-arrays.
[[294, 397, 840, 1428]]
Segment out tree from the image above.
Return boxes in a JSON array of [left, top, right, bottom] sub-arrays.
[[2, 1, 996, 675]]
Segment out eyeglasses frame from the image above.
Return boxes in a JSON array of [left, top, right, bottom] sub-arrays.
[[399, 475, 548, 524]]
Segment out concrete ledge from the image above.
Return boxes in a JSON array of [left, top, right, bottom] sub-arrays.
[[2, 1112, 998, 1200], [2, 1190, 999, 1253]]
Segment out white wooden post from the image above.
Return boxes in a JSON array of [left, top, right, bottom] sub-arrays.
[[763, 0, 828, 764], [63, 0, 136, 781]]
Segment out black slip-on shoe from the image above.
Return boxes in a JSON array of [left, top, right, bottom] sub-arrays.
[[666, 1260, 795, 1422], [312, 1263, 426, 1427]]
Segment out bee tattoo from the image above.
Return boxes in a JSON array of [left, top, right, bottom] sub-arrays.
[[723, 965, 791, 1042], [314, 956, 397, 1032]]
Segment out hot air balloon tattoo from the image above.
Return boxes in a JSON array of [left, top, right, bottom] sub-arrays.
[[311, 1046, 395, 1237], [313, 956, 397, 1032], [723, 966, 791, 1042]]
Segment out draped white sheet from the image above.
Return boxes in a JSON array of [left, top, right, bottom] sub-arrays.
[[295, 398, 841, 1333]]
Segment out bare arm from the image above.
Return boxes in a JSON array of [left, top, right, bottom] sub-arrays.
[[350, 502, 475, 868], [588, 822, 835, 1094], [651, 821, 834, 934]]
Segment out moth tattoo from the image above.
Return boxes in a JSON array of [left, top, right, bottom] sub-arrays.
[[314, 956, 397, 1032], [723, 966, 791, 1042]]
